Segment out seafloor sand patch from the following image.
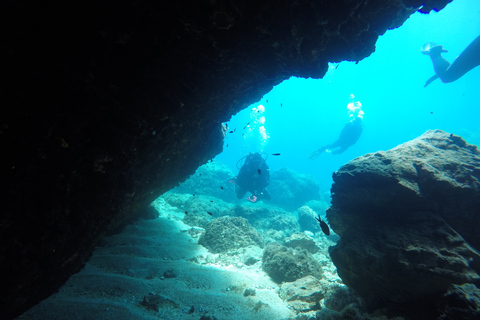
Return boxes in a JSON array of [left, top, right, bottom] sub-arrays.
[[17, 200, 341, 320]]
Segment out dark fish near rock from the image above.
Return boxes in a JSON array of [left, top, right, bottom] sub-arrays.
[[207, 211, 213, 216], [315, 215, 330, 236]]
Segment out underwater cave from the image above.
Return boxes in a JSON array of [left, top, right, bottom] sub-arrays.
[[2, 0, 480, 319]]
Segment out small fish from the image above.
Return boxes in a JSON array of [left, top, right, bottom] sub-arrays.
[[207, 211, 213, 216], [226, 144, 228, 148], [229, 130, 234, 133], [184, 211, 188, 215], [210, 200, 214, 202], [315, 215, 330, 236], [266, 99, 269, 103], [243, 122, 250, 129], [192, 194, 195, 196], [280, 103, 283, 107], [234, 128, 236, 132], [258, 169, 261, 174], [220, 186, 224, 190], [430, 111, 433, 114], [271, 153, 281, 156]]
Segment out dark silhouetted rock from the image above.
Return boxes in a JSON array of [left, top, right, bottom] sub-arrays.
[[262, 242, 322, 283], [328, 130, 480, 318], [199, 217, 263, 253], [438, 283, 480, 320], [269, 168, 321, 210]]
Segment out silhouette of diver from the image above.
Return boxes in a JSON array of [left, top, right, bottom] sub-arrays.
[[310, 96, 364, 159], [234, 152, 271, 203], [422, 35, 480, 87]]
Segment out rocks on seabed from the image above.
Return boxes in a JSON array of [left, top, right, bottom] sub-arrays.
[[198, 216, 264, 254], [262, 242, 322, 284], [284, 232, 319, 254], [327, 130, 480, 318], [279, 275, 325, 312]]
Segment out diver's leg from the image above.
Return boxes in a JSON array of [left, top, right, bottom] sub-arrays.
[[235, 186, 247, 199], [261, 189, 271, 201], [442, 35, 480, 83], [331, 146, 348, 155]]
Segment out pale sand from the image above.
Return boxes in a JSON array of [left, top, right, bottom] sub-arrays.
[[16, 202, 321, 320]]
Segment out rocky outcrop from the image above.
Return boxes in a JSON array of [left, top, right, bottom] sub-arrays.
[[328, 130, 480, 318], [199, 217, 264, 253], [269, 168, 322, 210], [262, 242, 322, 283], [0, 0, 453, 318], [171, 161, 238, 203]]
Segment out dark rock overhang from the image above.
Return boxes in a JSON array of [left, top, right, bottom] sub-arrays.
[[0, 0, 452, 318]]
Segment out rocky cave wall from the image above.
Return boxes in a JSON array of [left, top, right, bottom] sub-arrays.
[[0, 0, 452, 318]]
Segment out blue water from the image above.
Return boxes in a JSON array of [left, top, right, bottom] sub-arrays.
[[216, 0, 480, 193]]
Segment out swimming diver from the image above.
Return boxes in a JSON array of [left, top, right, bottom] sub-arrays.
[[234, 152, 271, 203], [310, 97, 364, 159], [422, 35, 480, 87]]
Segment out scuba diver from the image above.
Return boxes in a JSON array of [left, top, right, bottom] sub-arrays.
[[234, 152, 271, 203], [309, 96, 364, 159], [422, 35, 480, 87]]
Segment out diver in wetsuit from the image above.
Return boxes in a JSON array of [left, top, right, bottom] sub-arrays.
[[422, 35, 480, 87], [310, 96, 364, 159], [234, 152, 271, 203]]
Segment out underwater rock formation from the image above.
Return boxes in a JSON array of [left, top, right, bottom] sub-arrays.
[[171, 161, 238, 203], [198, 217, 264, 253], [262, 242, 322, 283], [328, 130, 480, 318], [0, 0, 453, 318], [298, 205, 322, 233], [278, 275, 325, 313], [284, 232, 320, 254], [269, 168, 322, 210]]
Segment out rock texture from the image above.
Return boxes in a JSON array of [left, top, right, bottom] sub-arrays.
[[198, 217, 264, 253], [0, 0, 452, 318], [328, 130, 480, 318], [262, 242, 322, 283]]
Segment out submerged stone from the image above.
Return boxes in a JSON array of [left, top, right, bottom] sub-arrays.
[[328, 130, 480, 316]]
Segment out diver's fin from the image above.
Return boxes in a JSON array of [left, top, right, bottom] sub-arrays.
[[424, 74, 439, 87]]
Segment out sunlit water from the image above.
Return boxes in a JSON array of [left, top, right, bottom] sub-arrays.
[[215, 0, 480, 193]]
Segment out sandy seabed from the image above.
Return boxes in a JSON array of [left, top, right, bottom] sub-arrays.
[[17, 200, 341, 320]]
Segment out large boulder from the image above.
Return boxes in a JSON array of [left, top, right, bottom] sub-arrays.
[[328, 130, 480, 318], [262, 242, 323, 283], [198, 216, 263, 253]]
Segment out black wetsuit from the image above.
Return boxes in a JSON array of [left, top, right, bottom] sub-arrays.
[[235, 153, 271, 201], [320, 117, 363, 154]]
